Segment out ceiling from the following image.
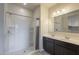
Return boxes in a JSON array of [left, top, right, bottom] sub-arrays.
[[11, 3, 56, 11], [12, 3, 40, 10]]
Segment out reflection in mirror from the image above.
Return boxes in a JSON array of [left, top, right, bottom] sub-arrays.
[[54, 10, 79, 33], [68, 14, 79, 33]]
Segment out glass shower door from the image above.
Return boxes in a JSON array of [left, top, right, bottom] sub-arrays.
[[6, 13, 34, 54]]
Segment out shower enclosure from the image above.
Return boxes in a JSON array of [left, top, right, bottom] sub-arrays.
[[5, 12, 34, 54]]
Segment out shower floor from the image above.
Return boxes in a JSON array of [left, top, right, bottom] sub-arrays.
[[5, 46, 49, 55], [5, 46, 34, 55]]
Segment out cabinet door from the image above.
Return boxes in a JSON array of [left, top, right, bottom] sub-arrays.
[[76, 46, 79, 55], [63, 48, 76, 55], [54, 39, 76, 55], [55, 44, 76, 55], [54, 44, 64, 55], [55, 39, 77, 55], [43, 37, 55, 54]]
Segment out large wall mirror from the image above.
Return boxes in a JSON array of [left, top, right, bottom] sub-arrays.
[[54, 10, 79, 33]]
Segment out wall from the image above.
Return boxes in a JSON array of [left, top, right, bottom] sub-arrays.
[[40, 3, 56, 35], [33, 6, 40, 19], [0, 4, 5, 54], [40, 4, 49, 50], [33, 6, 40, 49], [49, 3, 79, 41], [4, 4, 34, 53], [40, 4, 49, 35]]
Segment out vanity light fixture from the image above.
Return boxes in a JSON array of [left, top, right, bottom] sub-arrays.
[[52, 9, 67, 17], [53, 12, 56, 16], [57, 10, 60, 14], [62, 9, 66, 12]]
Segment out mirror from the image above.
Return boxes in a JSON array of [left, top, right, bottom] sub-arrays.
[[54, 10, 79, 33]]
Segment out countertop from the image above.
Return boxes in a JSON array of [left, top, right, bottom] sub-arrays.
[[43, 33, 79, 46]]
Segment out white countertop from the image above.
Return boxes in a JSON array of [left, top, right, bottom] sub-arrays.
[[43, 33, 79, 46]]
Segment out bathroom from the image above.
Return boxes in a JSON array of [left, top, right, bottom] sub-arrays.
[[0, 3, 79, 55]]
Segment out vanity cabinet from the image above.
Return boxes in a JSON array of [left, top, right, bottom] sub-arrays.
[[54, 40, 77, 55], [43, 37, 79, 55], [43, 37, 55, 54]]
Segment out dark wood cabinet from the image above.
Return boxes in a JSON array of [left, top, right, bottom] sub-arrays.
[[54, 40, 77, 55], [43, 36, 79, 55], [54, 43, 76, 55], [43, 37, 55, 54]]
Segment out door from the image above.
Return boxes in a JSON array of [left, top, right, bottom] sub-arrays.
[[6, 13, 34, 52]]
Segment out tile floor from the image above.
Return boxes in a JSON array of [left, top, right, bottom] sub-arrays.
[[29, 50, 50, 55], [5, 46, 50, 55]]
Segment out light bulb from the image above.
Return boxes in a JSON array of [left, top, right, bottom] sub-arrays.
[[53, 12, 56, 15], [57, 11, 60, 13], [62, 9, 65, 12]]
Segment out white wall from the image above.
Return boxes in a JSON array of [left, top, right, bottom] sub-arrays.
[[40, 4, 49, 35], [40, 4, 49, 50]]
